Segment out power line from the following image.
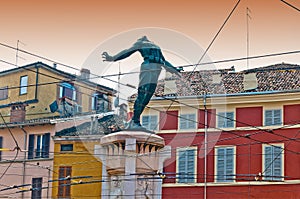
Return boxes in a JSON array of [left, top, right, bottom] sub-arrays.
[[280, 0, 300, 12]]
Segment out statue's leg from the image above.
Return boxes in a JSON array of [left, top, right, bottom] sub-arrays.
[[141, 83, 157, 106], [132, 84, 156, 124], [132, 85, 146, 124]]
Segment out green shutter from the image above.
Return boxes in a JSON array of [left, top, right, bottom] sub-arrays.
[[28, 135, 35, 159]]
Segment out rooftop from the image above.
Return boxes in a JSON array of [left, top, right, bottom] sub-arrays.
[[154, 63, 300, 97]]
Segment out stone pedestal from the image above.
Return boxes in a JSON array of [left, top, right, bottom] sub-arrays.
[[95, 130, 171, 199]]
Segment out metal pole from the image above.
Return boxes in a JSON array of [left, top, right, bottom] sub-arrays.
[[204, 94, 208, 199], [21, 127, 27, 199], [47, 167, 50, 199]]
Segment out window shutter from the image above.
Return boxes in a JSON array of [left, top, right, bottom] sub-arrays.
[[58, 166, 72, 197], [186, 149, 195, 182], [42, 133, 50, 158], [180, 114, 196, 130], [264, 146, 273, 180], [142, 116, 149, 129], [0, 87, 8, 100], [32, 177, 42, 199], [187, 114, 196, 129], [178, 150, 187, 183], [217, 148, 225, 182], [180, 116, 188, 129], [150, 116, 158, 131], [218, 113, 225, 128], [36, 135, 41, 158], [273, 146, 282, 180], [265, 110, 273, 126], [28, 135, 35, 159], [273, 110, 281, 125], [142, 116, 158, 131], [226, 112, 234, 128], [178, 149, 196, 183], [217, 147, 234, 182], [225, 148, 234, 181]]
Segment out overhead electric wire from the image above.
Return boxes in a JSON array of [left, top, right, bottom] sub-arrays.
[[280, 0, 300, 12], [0, 0, 298, 194], [0, 113, 20, 189]]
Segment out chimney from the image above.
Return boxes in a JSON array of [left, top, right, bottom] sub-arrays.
[[243, 72, 258, 91], [164, 72, 177, 95], [10, 103, 26, 123], [80, 68, 90, 80]]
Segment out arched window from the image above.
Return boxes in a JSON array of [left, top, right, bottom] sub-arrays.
[[59, 82, 76, 101]]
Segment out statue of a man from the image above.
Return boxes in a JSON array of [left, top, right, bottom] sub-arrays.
[[102, 36, 182, 129]]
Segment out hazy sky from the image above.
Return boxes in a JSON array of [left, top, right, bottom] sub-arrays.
[[0, 0, 299, 74]]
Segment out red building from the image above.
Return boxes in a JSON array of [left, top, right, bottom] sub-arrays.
[[130, 63, 300, 199]]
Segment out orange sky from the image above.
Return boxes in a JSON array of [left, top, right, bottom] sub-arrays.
[[0, 0, 299, 72]]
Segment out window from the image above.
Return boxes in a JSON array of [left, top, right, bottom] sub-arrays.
[[217, 112, 234, 128], [59, 82, 76, 101], [176, 147, 197, 183], [58, 166, 71, 198], [215, 146, 235, 182], [179, 114, 196, 130], [265, 109, 281, 126], [91, 93, 109, 113], [31, 177, 42, 199], [28, 133, 50, 159], [0, 86, 8, 100], [60, 144, 73, 152], [142, 115, 158, 131], [263, 144, 284, 181], [20, 76, 28, 95]]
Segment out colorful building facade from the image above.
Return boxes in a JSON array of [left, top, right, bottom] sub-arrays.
[[0, 62, 115, 198], [132, 63, 300, 198], [52, 135, 103, 199]]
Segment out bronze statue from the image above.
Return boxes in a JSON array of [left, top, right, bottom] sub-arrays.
[[102, 36, 182, 129]]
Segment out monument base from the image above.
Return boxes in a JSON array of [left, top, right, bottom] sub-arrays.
[[96, 130, 171, 199]]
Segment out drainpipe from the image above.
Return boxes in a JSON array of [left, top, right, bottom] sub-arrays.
[[35, 64, 39, 100], [20, 127, 28, 199]]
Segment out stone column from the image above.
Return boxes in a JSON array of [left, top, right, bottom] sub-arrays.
[[95, 130, 171, 199]]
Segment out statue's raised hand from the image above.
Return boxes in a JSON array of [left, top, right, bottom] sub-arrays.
[[102, 52, 114, 62]]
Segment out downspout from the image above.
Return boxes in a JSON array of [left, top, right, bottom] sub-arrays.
[[35, 64, 39, 100], [20, 127, 28, 199]]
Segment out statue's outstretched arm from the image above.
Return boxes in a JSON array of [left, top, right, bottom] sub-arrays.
[[162, 60, 182, 77], [102, 45, 138, 62]]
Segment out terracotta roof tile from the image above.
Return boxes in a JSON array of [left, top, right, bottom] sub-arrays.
[[154, 63, 300, 97]]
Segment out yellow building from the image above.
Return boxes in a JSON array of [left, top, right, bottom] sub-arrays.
[[0, 62, 115, 123], [0, 62, 115, 198], [52, 133, 103, 199]]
